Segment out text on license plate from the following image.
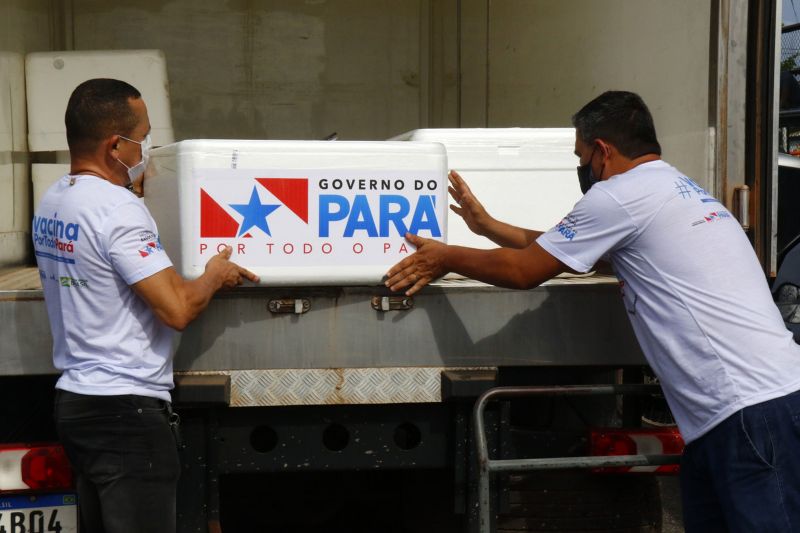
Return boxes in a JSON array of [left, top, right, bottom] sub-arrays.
[[0, 493, 78, 533]]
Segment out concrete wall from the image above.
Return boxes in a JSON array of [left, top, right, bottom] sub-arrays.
[[63, 0, 714, 188], [70, 0, 432, 141], [482, 0, 713, 187], [0, 0, 56, 53], [1, 0, 719, 268]]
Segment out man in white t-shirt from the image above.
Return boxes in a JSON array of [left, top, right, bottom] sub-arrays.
[[385, 91, 800, 531], [33, 78, 258, 533]]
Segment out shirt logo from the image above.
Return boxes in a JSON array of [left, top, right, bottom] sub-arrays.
[[691, 210, 732, 227], [554, 215, 579, 241], [674, 176, 713, 201], [138, 230, 157, 242], [32, 212, 81, 264], [59, 276, 88, 288], [138, 238, 165, 258]]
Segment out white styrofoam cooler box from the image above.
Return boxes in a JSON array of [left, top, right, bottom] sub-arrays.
[[145, 140, 448, 286], [391, 128, 580, 249], [0, 52, 30, 266], [25, 49, 175, 151]]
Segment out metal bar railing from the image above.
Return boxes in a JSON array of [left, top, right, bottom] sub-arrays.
[[473, 384, 682, 533]]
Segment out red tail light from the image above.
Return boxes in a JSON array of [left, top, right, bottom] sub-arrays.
[[0, 444, 73, 492], [590, 428, 684, 474]]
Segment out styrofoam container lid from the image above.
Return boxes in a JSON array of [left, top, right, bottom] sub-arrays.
[[0, 52, 27, 152], [391, 128, 581, 249], [145, 139, 449, 286], [25, 50, 174, 152], [390, 128, 577, 168]]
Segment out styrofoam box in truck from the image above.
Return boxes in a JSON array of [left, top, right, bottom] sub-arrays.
[[391, 128, 580, 249], [25, 49, 175, 152], [0, 52, 30, 267], [145, 140, 448, 286]]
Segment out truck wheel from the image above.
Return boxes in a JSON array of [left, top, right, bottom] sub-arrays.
[[496, 471, 662, 533]]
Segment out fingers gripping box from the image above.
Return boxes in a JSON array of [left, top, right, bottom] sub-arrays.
[[144, 140, 448, 286], [391, 128, 580, 249]]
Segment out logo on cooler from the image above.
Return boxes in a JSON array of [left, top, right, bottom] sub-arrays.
[[199, 176, 442, 258], [201, 178, 308, 238]]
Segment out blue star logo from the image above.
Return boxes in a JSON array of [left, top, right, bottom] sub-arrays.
[[230, 186, 281, 237]]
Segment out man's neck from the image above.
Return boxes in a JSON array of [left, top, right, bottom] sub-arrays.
[[70, 160, 124, 187], [605, 153, 661, 179]]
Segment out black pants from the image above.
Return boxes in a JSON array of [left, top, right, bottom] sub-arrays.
[[54, 390, 181, 533]]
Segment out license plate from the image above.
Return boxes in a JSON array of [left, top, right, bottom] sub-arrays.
[[0, 493, 78, 533]]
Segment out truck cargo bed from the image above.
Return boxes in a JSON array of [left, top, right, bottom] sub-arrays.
[[0, 267, 643, 405]]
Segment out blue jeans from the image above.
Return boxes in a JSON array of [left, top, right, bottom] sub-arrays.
[[54, 390, 181, 533], [681, 389, 800, 532]]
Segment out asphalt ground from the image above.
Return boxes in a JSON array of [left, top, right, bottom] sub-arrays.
[[659, 477, 685, 532]]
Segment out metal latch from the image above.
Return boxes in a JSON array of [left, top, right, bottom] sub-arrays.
[[371, 296, 413, 312], [268, 298, 310, 314], [733, 185, 750, 232]]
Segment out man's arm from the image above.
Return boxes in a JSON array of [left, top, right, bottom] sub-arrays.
[[449, 170, 543, 249], [385, 233, 568, 296], [132, 246, 258, 331]]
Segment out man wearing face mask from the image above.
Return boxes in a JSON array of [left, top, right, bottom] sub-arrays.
[[32, 78, 259, 533], [386, 91, 800, 531]]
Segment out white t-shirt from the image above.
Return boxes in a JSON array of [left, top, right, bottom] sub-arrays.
[[33, 175, 174, 401], [537, 160, 800, 443]]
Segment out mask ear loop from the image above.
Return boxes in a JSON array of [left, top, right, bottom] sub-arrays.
[[594, 141, 608, 182]]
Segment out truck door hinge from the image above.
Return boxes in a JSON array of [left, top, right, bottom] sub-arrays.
[[371, 295, 414, 312], [268, 298, 310, 314]]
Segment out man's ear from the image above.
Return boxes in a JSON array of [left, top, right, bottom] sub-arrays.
[[596, 139, 614, 160], [98, 135, 121, 169], [106, 135, 121, 157]]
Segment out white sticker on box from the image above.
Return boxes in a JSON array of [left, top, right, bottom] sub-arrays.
[[194, 168, 447, 269]]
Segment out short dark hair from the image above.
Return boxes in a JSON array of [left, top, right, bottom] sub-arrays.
[[65, 78, 141, 155], [571, 91, 661, 159]]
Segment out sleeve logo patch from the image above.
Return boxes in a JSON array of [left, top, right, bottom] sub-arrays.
[[554, 215, 579, 241], [138, 238, 165, 258]]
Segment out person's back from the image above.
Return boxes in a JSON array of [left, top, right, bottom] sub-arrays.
[[34, 78, 258, 533], [386, 90, 800, 532], [583, 159, 800, 441], [36, 174, 175, 399]]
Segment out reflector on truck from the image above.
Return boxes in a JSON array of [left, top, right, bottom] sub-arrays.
[[0, 444, 73, 492], [590, 428, 684, 474]]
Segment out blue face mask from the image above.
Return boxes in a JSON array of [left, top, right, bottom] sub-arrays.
[[116, 133, 152, 182], [576, 145, 601, 194]]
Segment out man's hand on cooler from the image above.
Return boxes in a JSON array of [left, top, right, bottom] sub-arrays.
[[448, 170, 492, 236], [205, 246, 259, 289], [385, 233, 448, 296]]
